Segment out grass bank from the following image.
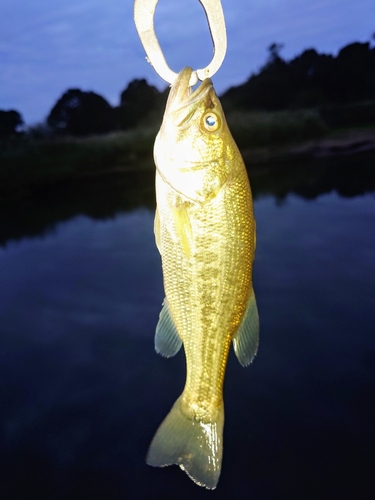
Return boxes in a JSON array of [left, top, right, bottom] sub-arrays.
[[226, 108, 327, 148], [0, 128, 157, 201], [1, 106, 374, 203]]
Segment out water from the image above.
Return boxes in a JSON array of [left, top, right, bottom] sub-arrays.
[[1, 159, 375, 499]]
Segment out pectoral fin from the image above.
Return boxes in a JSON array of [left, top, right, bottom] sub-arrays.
[[154, 209, 161, 254], [254, 221, 257, 252], [155, 299, 182, 357], [233, 290, 259, 367]]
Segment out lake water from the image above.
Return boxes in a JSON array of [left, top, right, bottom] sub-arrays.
[[1, 157, 375, 499]]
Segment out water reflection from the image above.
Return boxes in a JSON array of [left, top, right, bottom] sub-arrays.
[[0, 168, 156, 247], [251, 150, 375, 201], [1, 155, 375, 499], [1, 151, 374, 246]]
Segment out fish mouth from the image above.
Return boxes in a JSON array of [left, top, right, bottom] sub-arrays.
[[165, 67, 213, 124]]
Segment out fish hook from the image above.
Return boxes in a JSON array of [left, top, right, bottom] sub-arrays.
[[133, 0, 227, 86]]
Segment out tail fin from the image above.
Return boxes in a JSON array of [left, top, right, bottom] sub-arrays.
[[146, 395, 224, 489]]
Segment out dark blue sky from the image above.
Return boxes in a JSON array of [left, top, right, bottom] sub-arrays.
[[1, 0, 374, 125]]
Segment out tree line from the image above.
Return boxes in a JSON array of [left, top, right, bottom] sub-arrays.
[[45, 79, 168, 137], [1, 38, 374, 139], [221, 40, 375, 111], [0, 79, 168, 140]]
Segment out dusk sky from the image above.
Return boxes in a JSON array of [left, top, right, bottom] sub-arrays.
[[1, 0, 374, 125]]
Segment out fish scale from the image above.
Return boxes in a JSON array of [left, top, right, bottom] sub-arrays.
[[147, 67, 259, 489]]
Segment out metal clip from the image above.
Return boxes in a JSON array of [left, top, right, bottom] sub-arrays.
[[134, 0, 227, 86]]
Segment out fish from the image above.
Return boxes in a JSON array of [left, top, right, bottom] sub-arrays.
[[146, 67, 259, 489]]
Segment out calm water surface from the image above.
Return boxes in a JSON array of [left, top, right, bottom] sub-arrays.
[[1, 171, 375, 499]]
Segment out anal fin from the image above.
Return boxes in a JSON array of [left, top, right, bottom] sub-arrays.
[[155, 299, 182, 357], [233, 290, 259, 367]]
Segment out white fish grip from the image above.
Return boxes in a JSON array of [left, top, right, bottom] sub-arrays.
[[134, 0, 227, 86]]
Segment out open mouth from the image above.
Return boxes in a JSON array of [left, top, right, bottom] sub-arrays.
[[167, 67, 213, 125], [170, 68, 213, 107]]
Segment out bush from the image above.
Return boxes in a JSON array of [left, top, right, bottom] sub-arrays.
[[319, 101, 375, 129], [226, 109, 327, 149]]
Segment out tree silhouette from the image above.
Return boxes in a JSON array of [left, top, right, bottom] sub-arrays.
[[0, 109, 24, 139], [221, 39, 375, 112], [47, 89, 115, 136], [266, 42, 284, 66], [222, 43, 293, 110], [115, 79, 164, 129], [288, 49, 333, 107], [333, 42, 375, 102]]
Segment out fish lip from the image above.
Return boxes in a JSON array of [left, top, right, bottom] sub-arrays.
[[166, 67, 213, 116]]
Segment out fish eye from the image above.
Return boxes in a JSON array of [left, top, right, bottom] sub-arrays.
[[202, 112, 220, 132]]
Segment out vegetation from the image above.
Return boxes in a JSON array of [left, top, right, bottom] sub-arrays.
[[0, 128, 157, 202], [221, 41, 375, 110], [115, 79, 168, 130], [226, 109, 327, 149], [0, 37, 374, 202], [47, 89, 115, 136], [0, 110, 24, 139]]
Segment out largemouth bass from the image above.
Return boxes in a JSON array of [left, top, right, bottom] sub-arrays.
[[147, 67, 259, 489]]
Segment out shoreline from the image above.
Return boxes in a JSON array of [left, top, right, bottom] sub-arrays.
[[241, 128, 375, 166], [1, 128, 374, 204]]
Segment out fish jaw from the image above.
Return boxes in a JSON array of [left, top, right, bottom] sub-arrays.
[[154, 67, 232, 205], [162, 67, 213, 124]]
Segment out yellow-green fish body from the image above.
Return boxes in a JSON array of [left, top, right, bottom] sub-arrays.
[[147, 67, 259, 489]]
